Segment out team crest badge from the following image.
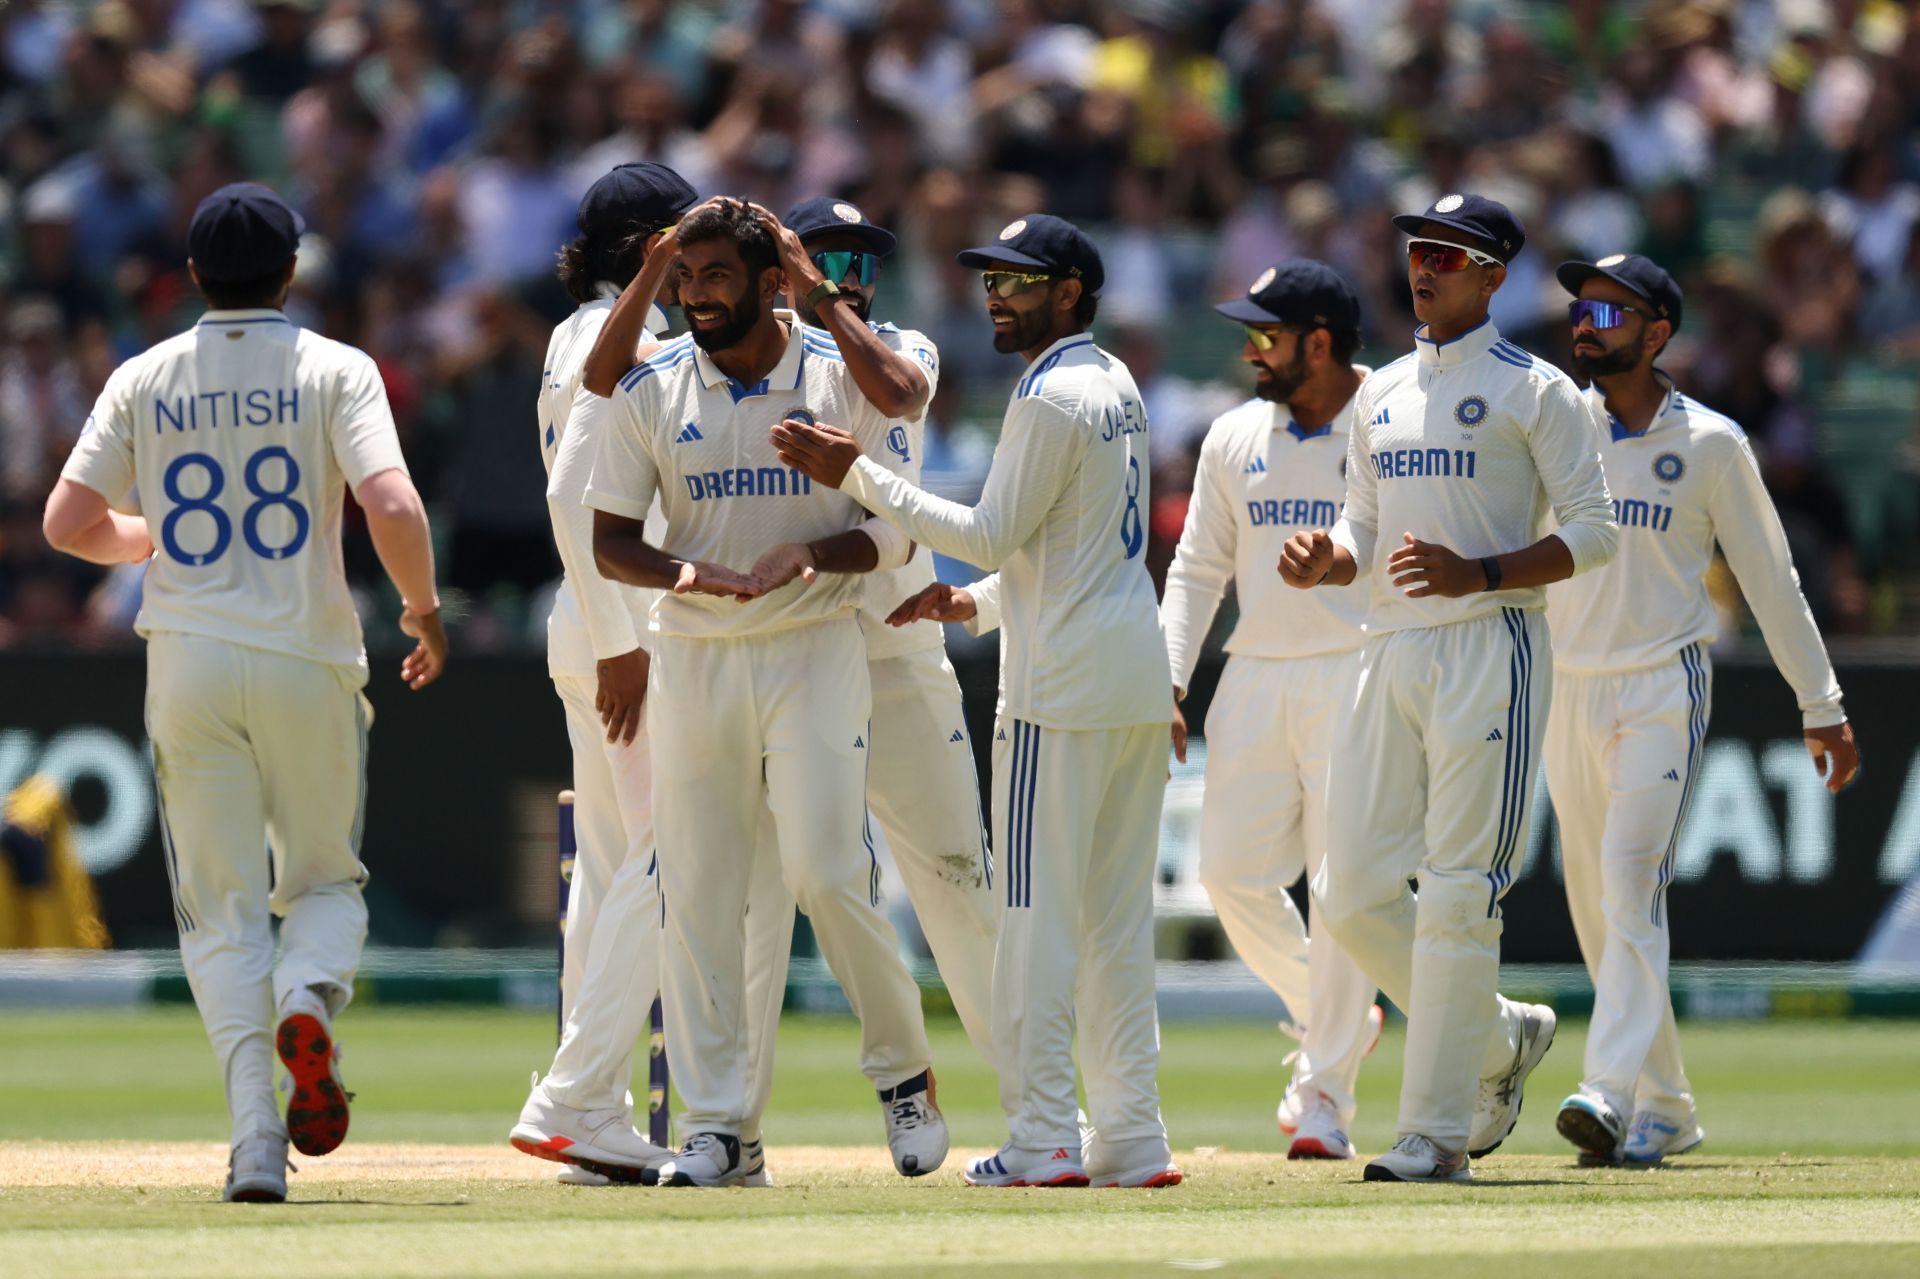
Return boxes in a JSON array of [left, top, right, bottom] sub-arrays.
[[999, 219, 1027, 240], [832, 202, 863, 223], [1251, 266, 1276, 293], [1653, 451, 1686, 483], [1454, 395, 1489, 427], [1435, 193, 1465, 213], [1597, 253, 1627, 267], [782, 406, 816, 429]]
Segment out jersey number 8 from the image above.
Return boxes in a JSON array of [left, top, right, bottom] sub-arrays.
[[1119, 453, 1144, 560], [161, 447, 311, 566]]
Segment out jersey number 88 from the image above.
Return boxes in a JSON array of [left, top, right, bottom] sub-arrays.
[[161, 447, 311, 566]]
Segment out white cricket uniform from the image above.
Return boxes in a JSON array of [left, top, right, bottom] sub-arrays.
[[585, 313, 932, 1136], [59, 308, 402, 1142], [1544, 375, 1844, 1126], [534, 295, 791, 1128], [1159, 387, 1377, 1124], [838, 333, 1172, 1156], [1320, 319, 1618, 1149]]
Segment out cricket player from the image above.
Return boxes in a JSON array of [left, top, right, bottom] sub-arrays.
[[776, 214, 1180, 1190], [42, 184, 446, 1203], [583, 198, 946, 1188], [1163, 261, 1381, 1160], [1545, 254, 1860, 1164], [776, 196, 998, 1064], [509, 167, 793, 1189], [1281, 194, 1619, 1182]]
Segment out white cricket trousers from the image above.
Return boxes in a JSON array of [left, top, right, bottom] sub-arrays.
[[649, 617, 932, 1136], [544, 676, 791, 1133], [145, 632, 370, 1143], [1544, 648, 1707, 1125], [1198, 651, 1377, 1122], [1318, 608, 1548, 1150], [867, 648, 998, 1064], [991, 718, 1169, 1151]]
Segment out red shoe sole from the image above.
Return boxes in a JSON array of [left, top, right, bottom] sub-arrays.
[[1095, 1169, 1184, 1188], [510, 1133, 575, 1164], [1288, 1138, 1345, 1160], [277, 1012, 348, 1157], [1016, 1173, 1090, 1187]]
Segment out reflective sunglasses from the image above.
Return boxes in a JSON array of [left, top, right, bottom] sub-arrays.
[[812, 250, 882, 287], [1567, 298, 1649, 329], [982, 270, 1055, 298], [1242, 323, 1288, 352], [1407, 237, 1503, 272]]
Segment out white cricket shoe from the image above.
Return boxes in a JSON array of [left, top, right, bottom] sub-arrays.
[[1556, 1092, 1625, 1165], [661, 1132, 745, 1187], [223, 1128, 290, 1203], [510, 1074, 672, 1183], [555, 1164, 612, 1186], [1276, 1004, 1386, 1134], [880, 1070, 948, 1177], [1363, 1134, 1471, 1183], [1288, 1093, 1355, 1160], [1621, 1111, 1706, 1165], [275, 986, 350, 1157], [741, 1138, 773, 1187], [1084, 1133, 1183, 1188], [1468, 1002, 1557, 1158], [964, 1143, 1090, 1187]]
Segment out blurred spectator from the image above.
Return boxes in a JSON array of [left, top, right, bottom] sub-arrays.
[[0, 298, 88, 505]]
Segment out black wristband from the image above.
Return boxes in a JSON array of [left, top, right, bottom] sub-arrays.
[[1480, 556, 1502, 592]]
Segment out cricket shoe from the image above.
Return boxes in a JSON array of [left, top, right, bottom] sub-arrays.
[[1556, 1092, 1625, 1165], [1085, 1134, 1183, 1188], [1287, 1093, 1355, 1160], [276, 986, 351, 1157], [223, 1128, 290, 1203], [510, 1074, 672, 1184], [880, 1069, 948, 1176], [555, 1165, 612, 1186], [1276, 1005, 1386, 1134], [964, 1143, 1089, 1187], [1468, 1002, 1557, 1158], [661, 1132, 745, 1187], [741, 1138, 773, 1187], [1621, 1111, 1706, 1166], [1363, 1135, 1471, 1183]]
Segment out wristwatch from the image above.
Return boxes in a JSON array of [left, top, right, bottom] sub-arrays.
[[804, 278, 842, 309]]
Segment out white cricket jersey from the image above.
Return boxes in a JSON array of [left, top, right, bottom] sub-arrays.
[[840, 333, 1170, 730], [1160, 382, 1369, 694], [1546, 374, 1844, 727], [538, 293, 667, 675], [60, 308, 407, 672], [1331, 319, 1618, 633], [584, 311, 910, 639], [858, 320, 945, 662]]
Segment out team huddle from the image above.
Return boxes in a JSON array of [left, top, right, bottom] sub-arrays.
[[40, 168, 1860, 1201]]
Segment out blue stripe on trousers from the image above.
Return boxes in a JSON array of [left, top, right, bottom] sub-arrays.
[[1653, 644, 1707, 927]]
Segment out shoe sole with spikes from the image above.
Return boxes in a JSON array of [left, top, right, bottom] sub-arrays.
[[277, 1011, 349, 1157]]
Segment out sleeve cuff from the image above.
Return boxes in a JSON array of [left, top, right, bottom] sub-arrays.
[[583, 486, 651, 521]]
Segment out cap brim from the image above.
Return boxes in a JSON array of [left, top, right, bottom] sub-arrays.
[[798, 224, 897, 257], [1392, 213, 1510, 259], [1557, 261, 1647, 302], [1213, 297, 1286, 323], [956, 245, 1053, 271]]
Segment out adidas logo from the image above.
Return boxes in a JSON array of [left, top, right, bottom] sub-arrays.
[[1663, 769, 1680, 781], [996, 729, 1007, 741], [949, 729, 965, 743], [1486, 729, 1503, 741], [853, 735, 865, 748], [1371, 408, 1391, 426], [1245, 456, 1267, 474], [675, 422, 703, 443]]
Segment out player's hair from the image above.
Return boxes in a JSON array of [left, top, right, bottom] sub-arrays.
[[557, 232, 647, 304], [1072, 287, 1098, 328], [197, 262, 292, 310], [675, 200, 779, 288], [1328, 326, 1361, 365]]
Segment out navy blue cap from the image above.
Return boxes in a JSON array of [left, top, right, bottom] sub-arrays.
[[785, 197, 897, 257], [187, 183, 305, 282], [1391, 193, 1526, 263], [1214, 260, 1360, 330], [957, 213, 1104, 295], [576, 162, 697, 242], [1557, 253, 1684, 331]]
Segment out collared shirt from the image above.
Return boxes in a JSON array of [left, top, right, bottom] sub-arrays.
[[839, 332, 1170, 730], [60, 308, 407, 672], [856, 320, 947, 662], [1161, 375, 1371, 693], [1331, 318, 1618, 635], [1546, 374, 1844, 726], [584, 310, 907, 639]]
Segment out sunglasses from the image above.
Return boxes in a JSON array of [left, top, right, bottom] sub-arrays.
[[812, 250, 881, 288], [1568, 298, 1649, 329], [1242, 324, 1288, 352], [1407, 238, 1503, 272], [982, 270, 1055, 298]]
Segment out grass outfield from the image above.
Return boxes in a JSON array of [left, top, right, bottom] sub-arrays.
[[3, 1009, 1919, 1277]]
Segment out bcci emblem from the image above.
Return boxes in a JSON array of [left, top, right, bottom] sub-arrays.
[[1455, 395, 1489, 427], [782, 406, 816, 429], [1653, 451, 1686, 484]]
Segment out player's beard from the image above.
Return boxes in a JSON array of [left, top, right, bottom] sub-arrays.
[[687, 291, 762, 352], [1252, 347, 1310, 404], [991, 303, 1053, 354], [1570, 341, 1639, 380]]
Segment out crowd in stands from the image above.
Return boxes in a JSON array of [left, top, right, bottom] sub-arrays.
[[3, 0, 1917, 651]]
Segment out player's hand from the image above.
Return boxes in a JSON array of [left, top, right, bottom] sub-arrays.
[[1806, 722, 1861, 794], [1171, 693, 1189, 764], [885, 582, 976, 626], [747, 542, 817, 597], [398, 606, 447, 690], [752, 205, 824, 298], [771, 417, 860, 488], [595, 646, 649, 745], [1388, 532, 1482, 598], [673, 559, 764, 600], [1280, 529, 1335, 589]]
